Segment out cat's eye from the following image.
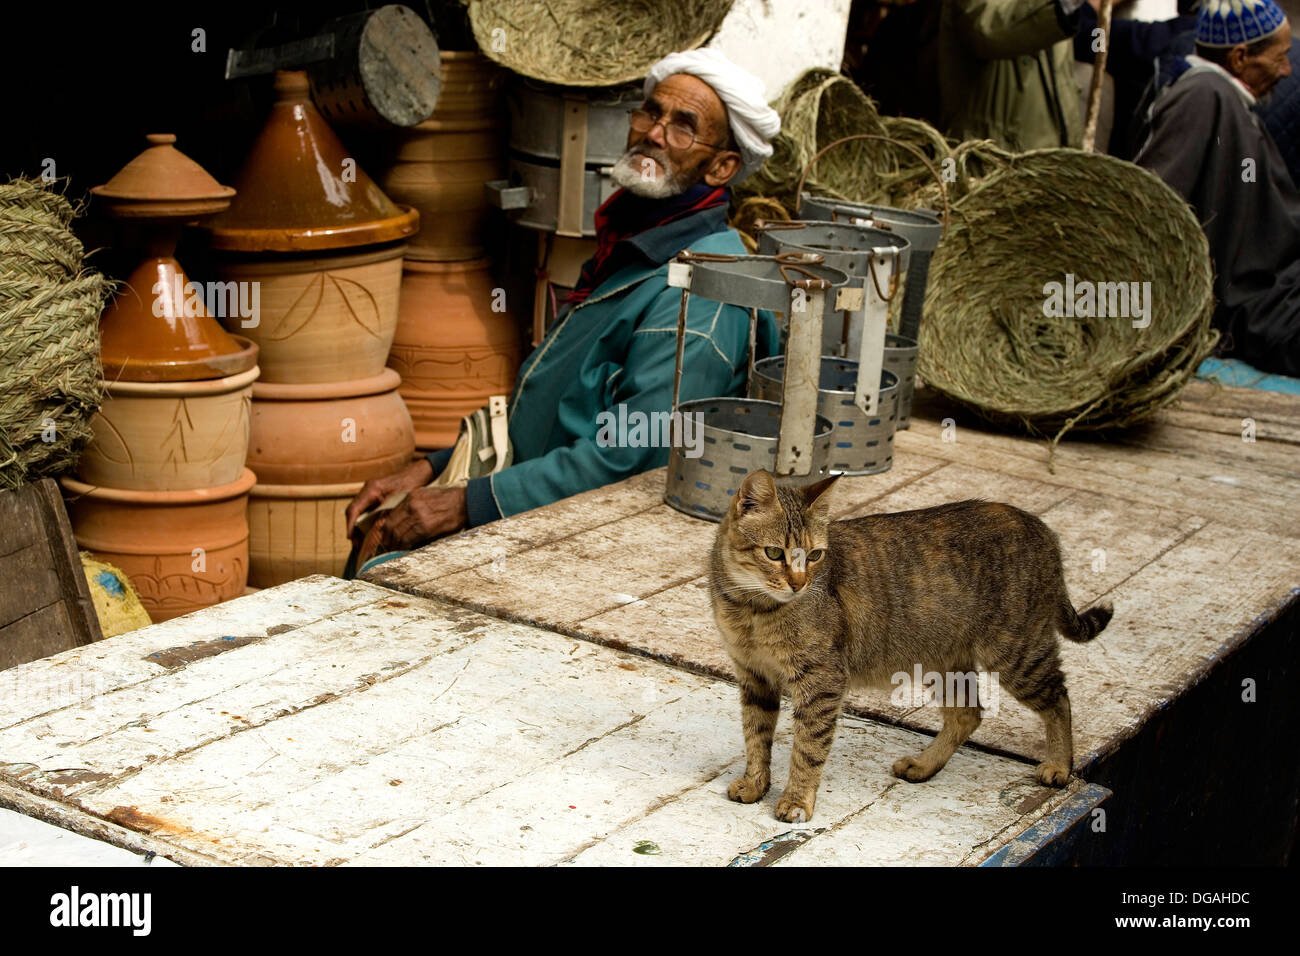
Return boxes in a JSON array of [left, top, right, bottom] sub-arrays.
[[764, 546, 784, 561], [808, 549, 824, 561]]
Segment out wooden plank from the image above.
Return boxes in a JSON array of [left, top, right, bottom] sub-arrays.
[[0, 478, 101, 669], [0, 574, 393, 733], [0, 576, 1085, 866], [1174, 379, 1300, 427], [893, 422, 1300, 538]]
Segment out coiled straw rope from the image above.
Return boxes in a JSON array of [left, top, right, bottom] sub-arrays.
[[0, 179, 109, 490]]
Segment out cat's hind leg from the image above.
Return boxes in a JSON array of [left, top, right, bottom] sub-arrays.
[[996, 632, 1073, 786], [892, 702, 982, 782]]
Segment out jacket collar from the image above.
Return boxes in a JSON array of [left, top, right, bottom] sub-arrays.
[[622, 203, 731, 267], [1183, 55, 1258, 108]]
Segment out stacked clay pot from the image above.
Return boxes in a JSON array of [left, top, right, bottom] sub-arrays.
[[205, 70, 418, 587], [63, 133, 258, 623], [380, 51, 521, 450]]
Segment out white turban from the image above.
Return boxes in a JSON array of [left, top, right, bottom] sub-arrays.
[[643, 49, 781, 183]]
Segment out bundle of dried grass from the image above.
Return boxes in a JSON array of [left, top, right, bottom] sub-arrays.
[[0, 179, 109, 490]]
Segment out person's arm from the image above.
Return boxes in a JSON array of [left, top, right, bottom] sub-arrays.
[[952, 0, 1079, 61], [482, 290, 755, 521]]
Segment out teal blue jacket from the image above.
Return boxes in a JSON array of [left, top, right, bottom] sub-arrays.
[[429, 204, 780, 524]]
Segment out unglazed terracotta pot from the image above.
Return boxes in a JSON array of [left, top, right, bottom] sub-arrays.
[[78, 360, 258, 491], [246, 368, 415, 484], [61, 469, 255, 623], [246, 481, 362, 587], [215, 244, 407, 383], [388, 258, 521, 448], [379, 51, 504, 262]]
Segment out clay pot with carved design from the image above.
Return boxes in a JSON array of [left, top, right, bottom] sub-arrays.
[[77, 363, 258, 491], [61, 469, 255, 623], [244, 369, 414, 586], [388, 258, 521, 449]]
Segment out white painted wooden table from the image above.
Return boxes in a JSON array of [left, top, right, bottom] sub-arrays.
[[364, 381, 1300, 777], [0, 576, 1100, 866]]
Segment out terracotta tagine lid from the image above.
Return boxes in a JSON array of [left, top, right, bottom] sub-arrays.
[[206, 70, 419, 253], [94, 134, 256, 381], [91, 133, 236, 220]]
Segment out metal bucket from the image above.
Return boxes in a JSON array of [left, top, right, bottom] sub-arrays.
[[885, 333, 919, 429], [756, 220, 909, 358], [487, 80, 641, 236], [664, 398, 835, 522], [752, 358, 899, 476], [799, 194, 942, 344]]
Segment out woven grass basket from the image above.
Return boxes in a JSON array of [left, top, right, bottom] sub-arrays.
[[918, 149, 1218, 446], [465, 0, 734, 87], [735, 68, 954, 212], [0, 179, 109, 491]]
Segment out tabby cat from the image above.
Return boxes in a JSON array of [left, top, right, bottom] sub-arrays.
[[708, 469, 1112, 823]]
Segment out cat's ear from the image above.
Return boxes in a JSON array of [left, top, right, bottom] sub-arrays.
[[733, 469, 776, 517], [802, 474, 840, 512]]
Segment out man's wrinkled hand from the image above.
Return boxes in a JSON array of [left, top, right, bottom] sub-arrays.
[[345, 458, 434, 541], [377, 486, 469, 553]]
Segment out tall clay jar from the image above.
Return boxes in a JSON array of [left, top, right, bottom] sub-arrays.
[[379, 50, 505, 262], [388, 258, 521, 449]]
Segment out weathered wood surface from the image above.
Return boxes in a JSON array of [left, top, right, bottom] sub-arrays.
[[0, 478, 102, 671], [0, 575, 1100, 866], [365, 380, 1300, 773]]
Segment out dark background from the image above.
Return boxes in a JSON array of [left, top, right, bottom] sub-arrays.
[[1, 1, 476, 280]]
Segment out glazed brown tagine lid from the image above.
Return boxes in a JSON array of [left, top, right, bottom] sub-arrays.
[[206, 70, 419, 253], [94, 134, 256, 381]]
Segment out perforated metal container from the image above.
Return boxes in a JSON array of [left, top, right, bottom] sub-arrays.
[[799, 195, 942, 344], [752, 358, 899, 476], [884, 333, 919, 429], [756, 220, 909, 358], [664, 398, 835, 522]]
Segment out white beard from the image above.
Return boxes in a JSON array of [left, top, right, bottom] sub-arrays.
[[609, 147, 692, 198]]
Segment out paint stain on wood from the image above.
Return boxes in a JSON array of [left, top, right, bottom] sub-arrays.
[[145, 635, 263, 668], [45, 769, 112, 786]]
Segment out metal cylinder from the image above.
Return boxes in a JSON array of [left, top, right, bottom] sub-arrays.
[[799, 195, 942, 343], [752, 358, 899, 476], [884, 333, 919, 429], [664, 398, 834, 522]]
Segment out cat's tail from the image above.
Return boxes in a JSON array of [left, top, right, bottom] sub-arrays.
[[1059, 601, 1113, 643]]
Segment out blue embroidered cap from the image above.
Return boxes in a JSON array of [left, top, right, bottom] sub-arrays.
[[1197, 0, 1288, 48]]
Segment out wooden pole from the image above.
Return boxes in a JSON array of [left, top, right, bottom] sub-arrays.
[[1081, 0, 1114, 152]]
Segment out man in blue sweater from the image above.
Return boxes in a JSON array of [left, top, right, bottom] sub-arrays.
[[345, 49, 782, 560]]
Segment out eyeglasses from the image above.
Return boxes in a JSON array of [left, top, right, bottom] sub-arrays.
[[627, 108, 730, 151]]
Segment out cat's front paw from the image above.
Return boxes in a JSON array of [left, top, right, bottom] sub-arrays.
[[775, 793, 814, 823], [1035, 762, 1071, 787], [727, 773, 770, 803]]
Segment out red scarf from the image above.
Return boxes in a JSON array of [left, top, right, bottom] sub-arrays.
[[565, 183, 729, 304]]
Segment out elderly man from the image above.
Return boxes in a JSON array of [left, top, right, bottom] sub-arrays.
[[344, 49, 781, 565], [1136, 0, 1300, 377]]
